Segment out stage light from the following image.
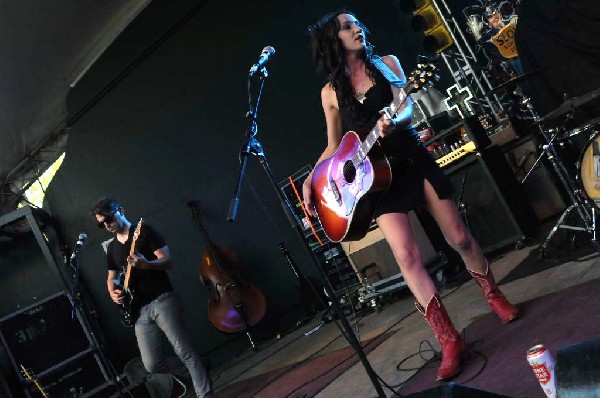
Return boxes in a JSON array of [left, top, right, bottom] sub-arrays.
[[398, 0, 454, 53]]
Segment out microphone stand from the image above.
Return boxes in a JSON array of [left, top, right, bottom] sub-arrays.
[[68, 242, 125, 397], [69, 248, 83, 319], [227, 68, 385, 397]]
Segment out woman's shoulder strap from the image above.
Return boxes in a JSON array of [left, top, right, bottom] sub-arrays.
[[371, 56, 404, 88]]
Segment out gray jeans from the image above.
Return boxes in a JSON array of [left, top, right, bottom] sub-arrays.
[[135, 291, 213, 397]]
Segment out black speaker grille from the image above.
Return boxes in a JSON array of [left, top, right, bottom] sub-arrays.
[[0, 292, 90, 374]]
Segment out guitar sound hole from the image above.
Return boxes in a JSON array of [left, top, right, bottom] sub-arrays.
[[343, 161, 356, 183]]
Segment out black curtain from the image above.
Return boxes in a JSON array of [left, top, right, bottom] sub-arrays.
[[515, 0, 600, 127]]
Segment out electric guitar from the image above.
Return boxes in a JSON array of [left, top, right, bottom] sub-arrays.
[[117, 218, 143, 327], [311, 63, 438, 242], [20, 364, 49, 397]]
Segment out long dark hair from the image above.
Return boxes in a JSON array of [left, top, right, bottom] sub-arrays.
[[307, 9, 376, 115]]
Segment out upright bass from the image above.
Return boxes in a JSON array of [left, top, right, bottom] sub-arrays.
[[187, 200, 266, 333]]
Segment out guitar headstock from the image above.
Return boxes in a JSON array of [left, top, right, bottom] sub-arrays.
[[133, 218, 143, 241], [20, 364, 49, 397], [127, 218, 144, 264], [406, 62, 439, 94]]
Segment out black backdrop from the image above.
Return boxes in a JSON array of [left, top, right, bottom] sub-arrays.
[[40, 0, 425, 370], [515, 0, 600, 127]]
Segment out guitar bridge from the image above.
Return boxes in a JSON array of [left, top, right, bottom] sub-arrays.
[[329, 177, 342, 205]]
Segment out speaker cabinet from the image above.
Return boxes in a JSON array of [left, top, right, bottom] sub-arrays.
[[445, 146, 539, 253], [502, 135, 566, 220], [340, 211, 437, 280], [406, 382, 510, 397], [29, 350, 110, 397], [0, 292, 111, 398], [0, 292, 91, 374], [556, 338, 600, 397]]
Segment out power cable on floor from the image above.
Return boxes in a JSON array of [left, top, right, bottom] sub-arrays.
[[276, 285, 462, 398], [219, 267, 468, 396]]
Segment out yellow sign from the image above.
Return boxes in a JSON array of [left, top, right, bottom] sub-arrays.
[[491, 23, 518, 59]]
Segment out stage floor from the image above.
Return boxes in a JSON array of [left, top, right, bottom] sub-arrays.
[[210, 239, 600, 398]]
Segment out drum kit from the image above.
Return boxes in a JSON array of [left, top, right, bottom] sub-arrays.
[[488, 73, 600, 255]]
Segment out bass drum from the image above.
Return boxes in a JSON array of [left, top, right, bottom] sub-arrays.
[[577, 119, 600, 207]]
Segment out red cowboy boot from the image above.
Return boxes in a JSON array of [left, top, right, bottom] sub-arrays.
[[416, 293, 468, 381], [469, 265, 519, 324]]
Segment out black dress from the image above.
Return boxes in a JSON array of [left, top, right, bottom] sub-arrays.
[[336, 65, 454, 217]]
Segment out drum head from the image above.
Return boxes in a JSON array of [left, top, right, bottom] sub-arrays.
[[578, 124, 600, 207]]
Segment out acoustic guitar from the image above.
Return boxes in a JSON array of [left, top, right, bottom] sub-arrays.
[[311, 63, 438, 242]]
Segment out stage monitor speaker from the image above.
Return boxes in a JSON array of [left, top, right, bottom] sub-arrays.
[[556, 338, 600, 397], [445, 146, 539, 254], [406, 382, 510, 397]]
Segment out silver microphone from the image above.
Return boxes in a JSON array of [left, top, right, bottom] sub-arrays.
[[248, 46, 276, 76], [71, 233, 87, 260], [75, 233, 88, 249]]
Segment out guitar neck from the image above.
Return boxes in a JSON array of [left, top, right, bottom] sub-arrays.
[[353, 85, 412, 167], [351, 61, 437, 166], [124, 219, 143, 289]]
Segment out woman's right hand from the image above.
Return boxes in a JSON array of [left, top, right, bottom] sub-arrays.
[[302, 177, 317, 218]]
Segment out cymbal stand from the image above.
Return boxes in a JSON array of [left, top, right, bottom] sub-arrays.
[[520, 98, 599, 255]]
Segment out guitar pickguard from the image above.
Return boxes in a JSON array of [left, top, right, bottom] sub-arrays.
[[319, 157, 373, 217]]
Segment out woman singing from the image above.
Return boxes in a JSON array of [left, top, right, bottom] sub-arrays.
[[302, 10, 519, 380]]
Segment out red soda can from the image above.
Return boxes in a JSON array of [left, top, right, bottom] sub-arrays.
[[526, 343, 556, 398], [417, 127, 439, 153]]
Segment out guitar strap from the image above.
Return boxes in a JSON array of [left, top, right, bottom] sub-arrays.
[[371, 56, 405, 88]]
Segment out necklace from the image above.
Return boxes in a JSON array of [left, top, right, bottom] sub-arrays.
[[356, 91, 367, 104]]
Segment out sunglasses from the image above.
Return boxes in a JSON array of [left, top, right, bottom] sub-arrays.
[[97, 212, 115, 229]]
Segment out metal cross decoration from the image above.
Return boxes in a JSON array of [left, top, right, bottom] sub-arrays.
[[443, 84, 474, 118]]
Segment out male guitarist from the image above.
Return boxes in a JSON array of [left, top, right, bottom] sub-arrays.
[[303, 10, 520, 382], [90, 198, 213, 397]]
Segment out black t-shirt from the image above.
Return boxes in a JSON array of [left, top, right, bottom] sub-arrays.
[[107, 223, 173, 308]]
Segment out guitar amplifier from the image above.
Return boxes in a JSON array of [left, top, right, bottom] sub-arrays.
[[424, 115, 491, 168]]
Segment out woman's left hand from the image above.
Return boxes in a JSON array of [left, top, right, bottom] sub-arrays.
[[377, 107, 397, 138]]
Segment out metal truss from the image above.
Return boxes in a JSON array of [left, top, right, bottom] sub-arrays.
[[431, 0, 505, 121], [0, 126, 68, 213]]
